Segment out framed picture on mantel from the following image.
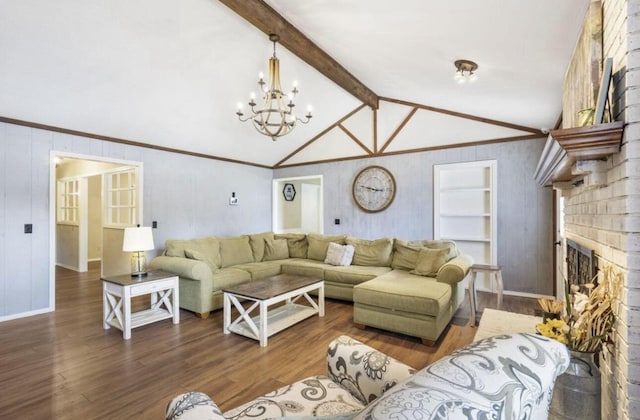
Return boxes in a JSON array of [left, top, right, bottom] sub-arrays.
[[595, 57, 613, 124]]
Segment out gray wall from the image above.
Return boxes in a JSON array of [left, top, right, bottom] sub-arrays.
[[275, 138, 554, 295], [0, 118, 553, 320], [0, 121, 273, 319]]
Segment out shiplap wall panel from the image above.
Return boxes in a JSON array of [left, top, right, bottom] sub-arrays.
[[275, 138, 553, 295], [4, 124, 34, 315], [0, 121, 273, 320], [31, 130, 52, 308], [0, 123, 6, 314]]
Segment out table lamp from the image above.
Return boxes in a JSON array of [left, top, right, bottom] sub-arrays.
[[122, 225, 154, 277]]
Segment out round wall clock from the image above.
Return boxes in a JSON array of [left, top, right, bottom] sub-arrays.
[[352, 165, 396, 213]]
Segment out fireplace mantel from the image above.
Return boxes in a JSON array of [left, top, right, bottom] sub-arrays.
[[533, 121, 624, 187]]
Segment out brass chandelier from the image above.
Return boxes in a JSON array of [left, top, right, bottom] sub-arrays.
[[236, 34, 312, 141]]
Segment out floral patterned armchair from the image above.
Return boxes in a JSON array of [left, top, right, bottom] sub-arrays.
[[166, 333, 570, 420]]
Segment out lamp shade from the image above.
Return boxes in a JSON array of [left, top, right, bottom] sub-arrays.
[[122, 226, 154, 252]]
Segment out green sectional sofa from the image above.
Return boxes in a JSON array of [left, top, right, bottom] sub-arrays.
[[149, 232, 473, 344]]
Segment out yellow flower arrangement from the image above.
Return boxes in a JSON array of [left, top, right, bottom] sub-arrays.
[[536, 265, 622, 353]]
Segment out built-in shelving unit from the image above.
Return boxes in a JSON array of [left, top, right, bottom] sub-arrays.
[[534, 121, 624, 187], [434, 160, 497, 269]]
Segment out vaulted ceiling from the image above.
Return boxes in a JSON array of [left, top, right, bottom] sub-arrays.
[[0, 0, 590, 168]]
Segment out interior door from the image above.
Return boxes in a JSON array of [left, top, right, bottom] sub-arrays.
[[101, 168, 141, 277]]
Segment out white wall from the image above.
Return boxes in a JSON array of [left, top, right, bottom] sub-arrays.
[[0, 121, 273, 319], [275, 137, 554, 296]]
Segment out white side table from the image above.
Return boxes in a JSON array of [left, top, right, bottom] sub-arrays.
[[467, 264, 503, 326], [102, 270, 179, 339]]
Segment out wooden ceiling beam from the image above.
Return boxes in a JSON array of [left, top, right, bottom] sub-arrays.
[[218, 0, 379, 110]]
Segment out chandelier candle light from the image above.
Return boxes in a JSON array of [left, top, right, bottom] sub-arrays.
[[122, 225, 155, 277], [236, 33, 312, 140]]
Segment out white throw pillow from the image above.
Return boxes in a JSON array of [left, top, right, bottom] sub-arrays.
[[324, 242, 355, 266]]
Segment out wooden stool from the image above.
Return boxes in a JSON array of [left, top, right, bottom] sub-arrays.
[[467, 264, 503, 326]]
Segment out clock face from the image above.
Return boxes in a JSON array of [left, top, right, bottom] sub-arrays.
[[352, 165, 396, 213]]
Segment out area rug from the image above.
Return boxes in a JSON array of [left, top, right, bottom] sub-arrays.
[[474, 308, 541, 341]]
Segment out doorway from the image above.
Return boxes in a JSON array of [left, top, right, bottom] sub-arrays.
[[51, 152, 144, 288], [272, 175, 323, 233]]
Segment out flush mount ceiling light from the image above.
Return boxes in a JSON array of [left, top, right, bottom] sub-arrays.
[[454, 59, 478, 83], [236, 33, 313, 141]]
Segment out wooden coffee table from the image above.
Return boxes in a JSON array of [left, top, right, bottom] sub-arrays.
[[223, 273, 324, 347]]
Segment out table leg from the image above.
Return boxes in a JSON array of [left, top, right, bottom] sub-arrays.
[[259, 300, 268, 347], [318, 284, 325, 317], [467, 271, 478, 327], [103, 283, 110, 330], [172, 281, 180, 324], [223, 293, 231, 335], [495, 270, 504, 310], [123, 286, 132, 340]]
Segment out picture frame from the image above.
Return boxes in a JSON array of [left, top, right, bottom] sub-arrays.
[[594, 57, 613, 124], [282, 183, 296, 201]]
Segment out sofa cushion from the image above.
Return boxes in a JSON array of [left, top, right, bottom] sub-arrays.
[[346, 237, 393, 266], [281, 259, 329, 279], [353, 271, 451, 317], [263, 238, 289, 261], [324, 265, 392, 286], [410, 248, 451, 277], [233, 261, 282, 280], [307, 234, 347, 261], [324, 242, 355, 266], [218, 235, 254, 268], [275, 233, 308, 258], [248, 232, 274, 261]]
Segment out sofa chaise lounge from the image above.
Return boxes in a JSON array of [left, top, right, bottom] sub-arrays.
[[150, 232, 473, 344], [165, 333, 571, 419]]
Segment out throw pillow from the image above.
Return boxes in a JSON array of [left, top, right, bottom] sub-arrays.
[[165, 239, 188, 257], [218, 235, 254, 268], [410, 247, 451, 277], [346, 237, 393, 266], [408, 239, 458, 260], [307, 233, 347, 261], [274, 233, 308, 258], [324, 242, 355, 266], [249, 232, 274, 261], [391, 240, 421, 271], [184, 248, 219, 273], [263, 238, 289, 261]]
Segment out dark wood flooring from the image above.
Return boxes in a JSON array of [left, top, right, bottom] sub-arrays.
[[0, 262, 538, 419]]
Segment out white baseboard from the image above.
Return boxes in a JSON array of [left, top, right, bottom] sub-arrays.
[[0, 306, 54, 323], [56, 263, 80, 272]]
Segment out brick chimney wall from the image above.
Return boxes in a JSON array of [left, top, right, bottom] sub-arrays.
[[562, 0, 640, 418]]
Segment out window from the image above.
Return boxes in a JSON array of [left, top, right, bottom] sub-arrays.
[[57, 179, 79, 224], [105, 169, 137, 227]]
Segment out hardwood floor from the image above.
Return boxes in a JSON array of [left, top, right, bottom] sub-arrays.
[[0, 262, 538, 419]]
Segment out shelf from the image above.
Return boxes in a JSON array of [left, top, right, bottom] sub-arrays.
[[439, 187, 490, 193], [440, 213, 490, 217], [441, 236, 491, 243], [534, 121, 623, 187]]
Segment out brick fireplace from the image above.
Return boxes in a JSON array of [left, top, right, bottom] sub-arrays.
[[558, 0, 640, 417]]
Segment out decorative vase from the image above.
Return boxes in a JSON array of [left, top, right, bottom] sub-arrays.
[[549, 350, 601, 420]]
